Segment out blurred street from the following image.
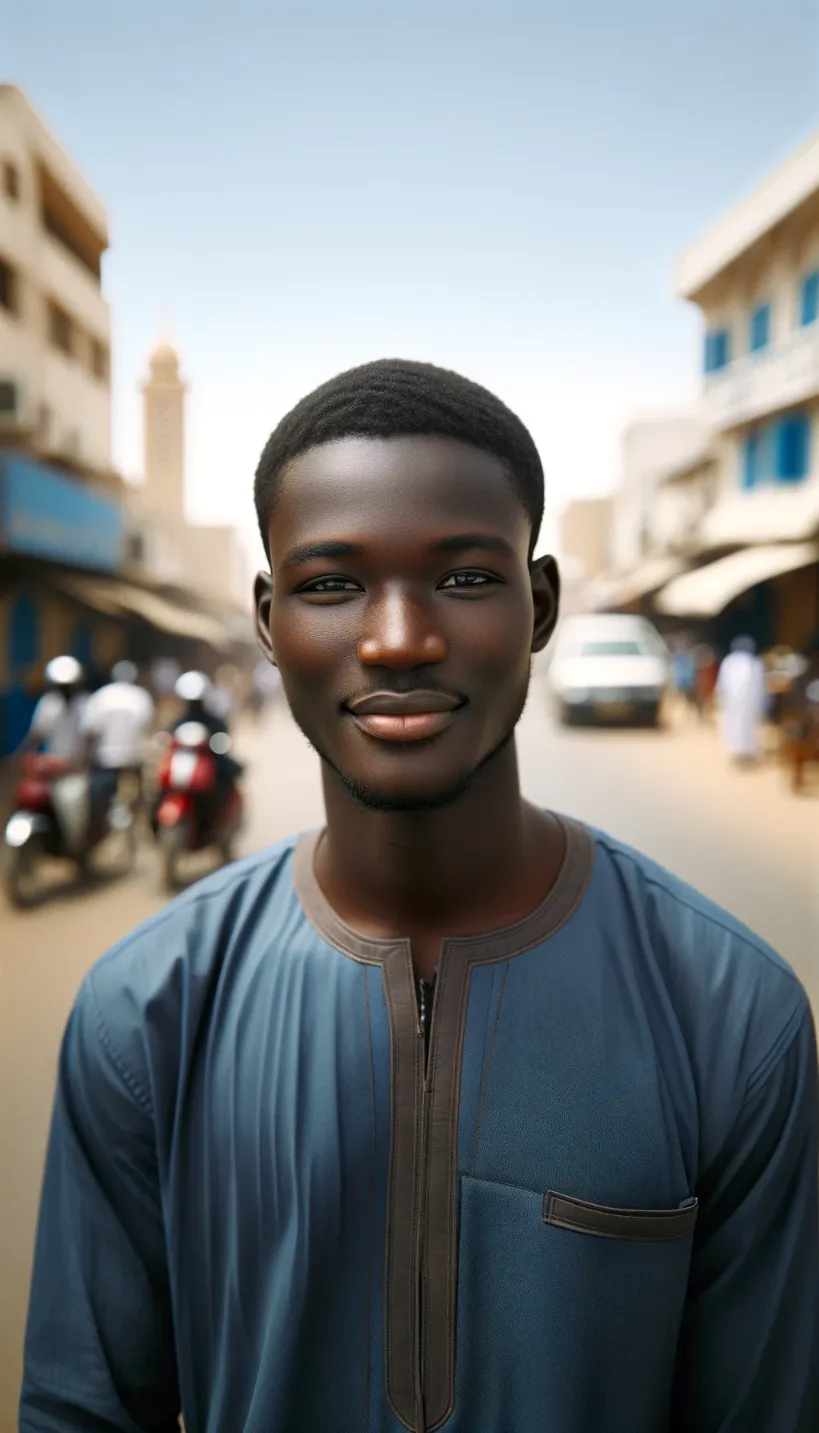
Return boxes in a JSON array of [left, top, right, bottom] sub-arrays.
[[1, 680, 817, 1430]]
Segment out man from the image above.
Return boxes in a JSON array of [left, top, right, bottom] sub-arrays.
[[21, 361, 818, 1432], [80, 660, 155, 818], [20, 655, 89, 763], [781, 633, 819, 792], [670, 636, 696, 715], [716, 635, 768, 764]]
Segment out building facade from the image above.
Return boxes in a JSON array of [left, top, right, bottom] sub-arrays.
[[0, 85, 112, 480], [665, 132, 819, 649]]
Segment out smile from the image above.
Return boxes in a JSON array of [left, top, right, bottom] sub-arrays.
[[345, 690, 464, 744]]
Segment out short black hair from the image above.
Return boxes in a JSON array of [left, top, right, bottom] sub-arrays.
[[254, 358, 545, 559]]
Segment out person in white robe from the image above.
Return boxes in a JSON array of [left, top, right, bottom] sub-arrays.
[[716, 636, 767, 761]]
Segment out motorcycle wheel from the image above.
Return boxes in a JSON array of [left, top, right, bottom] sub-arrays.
[[158, 820, 189, 893], [3, 839, 41, 910]]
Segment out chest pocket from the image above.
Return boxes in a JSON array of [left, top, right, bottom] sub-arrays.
[[543, 1188, 698, 1241], [452, 1175, 696, 1433]]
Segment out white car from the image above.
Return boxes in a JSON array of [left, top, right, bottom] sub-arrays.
[[548, 614, 670, 727]]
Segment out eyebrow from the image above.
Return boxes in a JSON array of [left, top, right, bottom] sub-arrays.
[[282, 533, 515, 569], [432, 534, 516, 558], [283, 541, 362, 568]]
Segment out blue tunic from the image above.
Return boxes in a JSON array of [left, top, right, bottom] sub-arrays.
[[21, 817, 819, 1431]]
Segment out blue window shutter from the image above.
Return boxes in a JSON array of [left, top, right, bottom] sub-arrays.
[[741, 432, 758, 489], [749, 304, 771, 352], [705, 328, 731, 373], [801, 272, 819, 327], [774, 413, 811, 483]]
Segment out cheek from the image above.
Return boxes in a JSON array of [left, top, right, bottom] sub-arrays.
[[452, 594, 533, 667], [271, 603, 352, 682]]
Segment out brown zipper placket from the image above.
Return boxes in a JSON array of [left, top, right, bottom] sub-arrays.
[[415, 977, 435, 1432]]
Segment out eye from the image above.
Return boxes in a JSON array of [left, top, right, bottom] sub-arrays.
[[438, 570, 499, 590], [298, 576, 363, 597]]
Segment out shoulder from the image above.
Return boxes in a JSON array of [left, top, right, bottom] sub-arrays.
[[75, 836, 305, 1104], [586, 825, 809, 1088], [32, 691, 61, 722]]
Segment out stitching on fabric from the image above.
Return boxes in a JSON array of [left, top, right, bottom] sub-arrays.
[[87, 972, 153, 1112], [470, 962, 509, 1174], [601, 838, 803, 989], [746, 1000, 809, 1094]]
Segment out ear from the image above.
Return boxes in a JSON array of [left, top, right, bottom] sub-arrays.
[[530, 554, 560, 653], [254, 571, 278, 666]]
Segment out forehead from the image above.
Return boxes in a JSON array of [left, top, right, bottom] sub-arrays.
[[268, 435, 528, 559]]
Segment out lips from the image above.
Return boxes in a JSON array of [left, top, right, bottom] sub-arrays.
[[346, 689, 464, 743]]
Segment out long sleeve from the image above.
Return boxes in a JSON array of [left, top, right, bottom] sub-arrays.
[[670, 1002, 819, 1431], [20, 973, 180, 1433]]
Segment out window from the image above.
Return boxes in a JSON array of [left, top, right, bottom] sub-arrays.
[[704, 328, 731, 373], [749, 303, 771, 353], [126, 532, 146, 565], [579, 641, 644, 657], [90, 337, 109, 381], [774, 413, 811, 484], [48, 301, 73, 355], [800, 271, 819, 327], [0, 255, 18, 314], [0, 380, 17, 414], [741, 430, 761, 490], [3, 161, 20, 201]]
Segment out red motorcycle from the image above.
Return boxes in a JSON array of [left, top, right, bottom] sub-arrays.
[[3, 754, 135, 908], [153, 721, 244, 891]]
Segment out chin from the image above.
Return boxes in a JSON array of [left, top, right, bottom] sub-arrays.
[[337, 768, 476, 814]]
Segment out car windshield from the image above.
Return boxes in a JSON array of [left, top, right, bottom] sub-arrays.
[[577, 640, 646, 657]]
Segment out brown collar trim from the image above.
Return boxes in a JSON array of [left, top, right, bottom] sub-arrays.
[[292, 813, 595, 966]]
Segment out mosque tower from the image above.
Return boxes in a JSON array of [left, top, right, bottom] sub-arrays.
[[141, 338, 186, 525]]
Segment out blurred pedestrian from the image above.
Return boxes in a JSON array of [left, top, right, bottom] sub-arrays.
[[249, 658, 281, 722], [670, 636, 697, 716], [693, 643, 719, 720], [780, 632, 819, 792], [20, 656, 89, 763], [716, 636, 767, 764], [80, 661, 155, 816]]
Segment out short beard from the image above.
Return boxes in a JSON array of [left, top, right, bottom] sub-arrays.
[[300, 666, 531, 815]]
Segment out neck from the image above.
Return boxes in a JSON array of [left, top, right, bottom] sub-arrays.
[[317, 740, 551, 937]]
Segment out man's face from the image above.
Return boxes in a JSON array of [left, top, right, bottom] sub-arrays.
[[256, 435, 558, 812]]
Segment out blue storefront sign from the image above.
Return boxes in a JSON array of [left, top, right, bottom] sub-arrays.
[[0, 452, 124, 572]]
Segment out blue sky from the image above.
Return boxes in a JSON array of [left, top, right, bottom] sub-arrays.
[[5, 0, 818, 563]]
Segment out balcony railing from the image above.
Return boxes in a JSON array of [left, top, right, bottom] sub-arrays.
[[703, 324, 819, 430]]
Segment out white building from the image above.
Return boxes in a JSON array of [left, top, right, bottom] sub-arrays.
[[592, 411, 710, 611], [663, 133, 819, 646], [0, 85, 112, 479]]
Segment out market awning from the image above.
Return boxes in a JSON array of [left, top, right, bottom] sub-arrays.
[[49, 574, 231, 649], [655, 542, 819, 618], [601, 557, 684, 608]]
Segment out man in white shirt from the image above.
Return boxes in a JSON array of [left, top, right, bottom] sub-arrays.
[[81, 662, 155, 816], [24, 657, 89, 763]]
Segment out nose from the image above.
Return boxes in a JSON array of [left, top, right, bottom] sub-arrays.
[[357, 587, 447, 669]]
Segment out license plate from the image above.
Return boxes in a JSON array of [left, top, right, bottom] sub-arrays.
[[594, 701, 634, 719], [170, 751, 197, 788]]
